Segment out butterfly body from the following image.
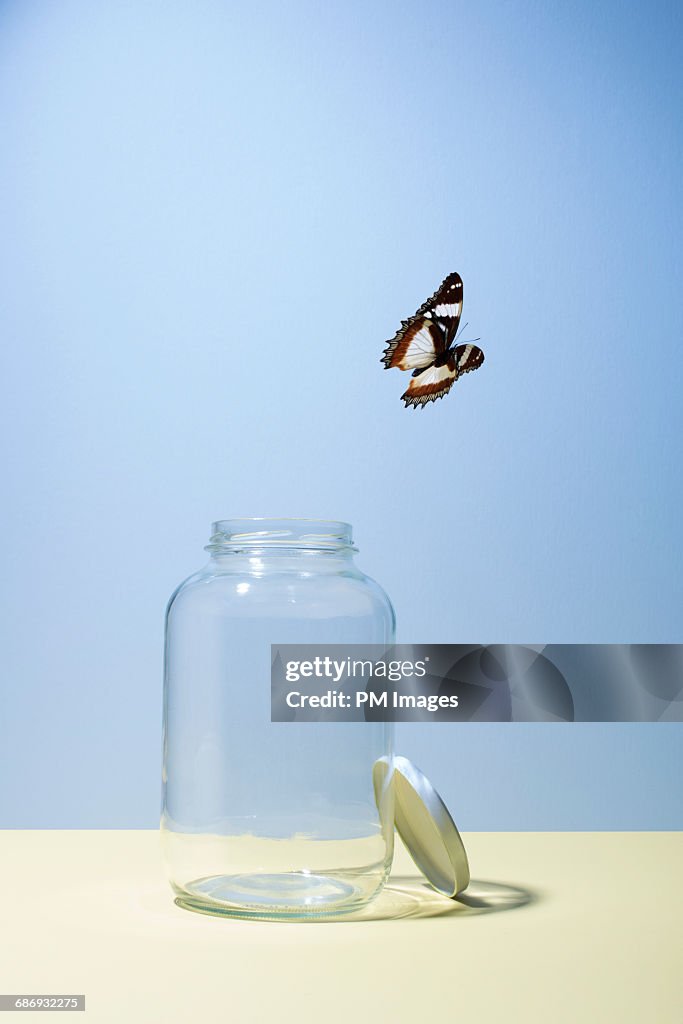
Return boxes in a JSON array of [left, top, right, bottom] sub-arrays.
[[382, 272, 484, 408], [418, 348, 451, 371]]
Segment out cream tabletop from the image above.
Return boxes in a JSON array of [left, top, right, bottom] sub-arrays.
[[0, 831, 680, 1023]]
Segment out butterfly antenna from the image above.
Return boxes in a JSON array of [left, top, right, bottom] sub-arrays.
[[455, 322, 481, 346]]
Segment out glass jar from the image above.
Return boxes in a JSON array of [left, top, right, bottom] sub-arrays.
[[161, 518, 396, 918]]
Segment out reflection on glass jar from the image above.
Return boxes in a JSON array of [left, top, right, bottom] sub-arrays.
[[162, 518, 395, 918]]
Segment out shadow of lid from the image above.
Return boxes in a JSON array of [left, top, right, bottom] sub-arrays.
[[341, 876, 537, 923]]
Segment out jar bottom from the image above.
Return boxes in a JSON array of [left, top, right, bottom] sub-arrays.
[[172, 869, 386, 920]]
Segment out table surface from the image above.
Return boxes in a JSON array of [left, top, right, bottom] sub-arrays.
[[1, 830, 680, 1023]]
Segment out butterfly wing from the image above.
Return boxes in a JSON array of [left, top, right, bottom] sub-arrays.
[[401, 362, 459, 408], [452, 343, 485, 375], [381, 316, 446, 370], [402, 343, 485, 409], [382, 272, 464, 371], [415, 271, 463, 347]]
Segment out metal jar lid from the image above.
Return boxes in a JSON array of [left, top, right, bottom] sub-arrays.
[[373, 755, 470, 897]]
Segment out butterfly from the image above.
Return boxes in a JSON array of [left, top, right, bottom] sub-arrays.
[[381, 272, 485, 408]]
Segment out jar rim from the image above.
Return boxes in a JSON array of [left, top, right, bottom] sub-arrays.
[[206, 517, 356, 553]]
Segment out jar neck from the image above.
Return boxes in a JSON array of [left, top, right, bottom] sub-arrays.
[[205, 518, 358, 563], [207, 550, 358, 578]]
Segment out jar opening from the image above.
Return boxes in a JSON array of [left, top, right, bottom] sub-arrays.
[[206, 518, 356, 553]]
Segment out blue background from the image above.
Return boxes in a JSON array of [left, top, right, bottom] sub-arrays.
[[1, 0, 681, 829]]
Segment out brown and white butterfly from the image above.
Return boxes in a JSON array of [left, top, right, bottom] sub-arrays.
[[381, 272, 484, 408]]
